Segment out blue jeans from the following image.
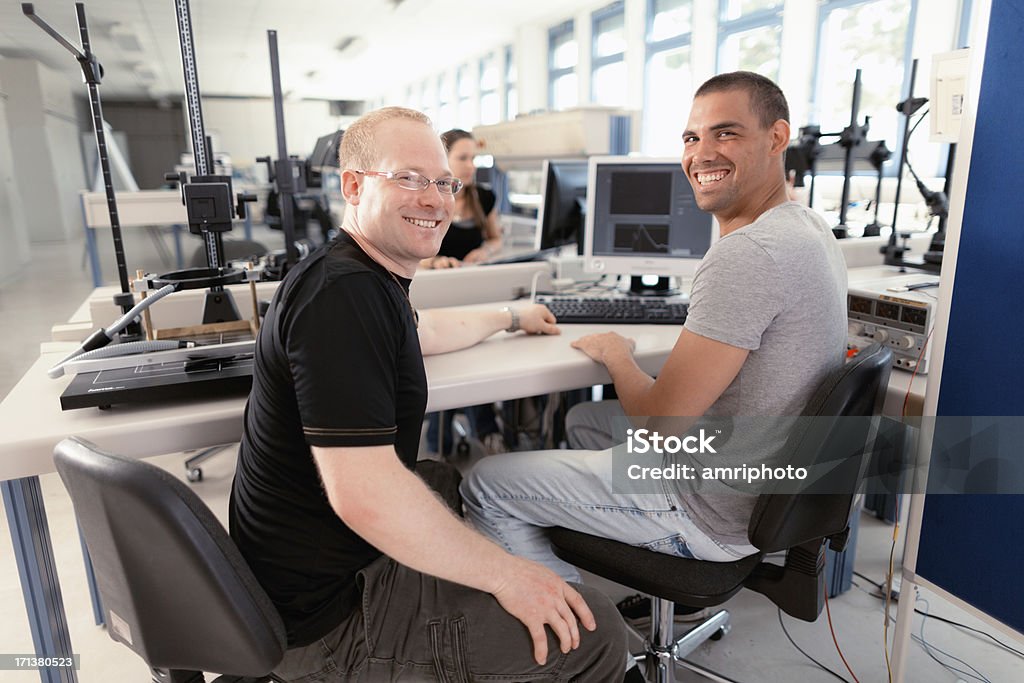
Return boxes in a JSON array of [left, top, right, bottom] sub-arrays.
[[461, 403, 757, 582]]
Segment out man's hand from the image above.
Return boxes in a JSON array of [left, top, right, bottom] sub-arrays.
[[518, 304, 560, 335], [422, 255, 462, 269], [571, 331, 636, 365], [463, 247, 489, 264], [491, 557, 597, 665]]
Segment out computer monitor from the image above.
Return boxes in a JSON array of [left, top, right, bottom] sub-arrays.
[[534, 159, 589, 252], [583, 156, 716, 291], [306, 130, 344, 187]]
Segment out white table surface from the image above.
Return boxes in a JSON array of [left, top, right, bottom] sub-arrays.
[[1, 264, 930, 481]]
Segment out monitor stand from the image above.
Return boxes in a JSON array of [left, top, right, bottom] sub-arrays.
[[629, 275, 679, 297]]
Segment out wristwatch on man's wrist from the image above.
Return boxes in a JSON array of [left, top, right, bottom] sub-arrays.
[[502, 306, 520, 333]]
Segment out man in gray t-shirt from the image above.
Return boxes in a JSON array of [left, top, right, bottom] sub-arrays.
[[461, 72, 848, 579]]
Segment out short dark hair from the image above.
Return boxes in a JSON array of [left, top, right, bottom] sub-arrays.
[[440, 128, 474, 152], [694, 71, 789, 129]]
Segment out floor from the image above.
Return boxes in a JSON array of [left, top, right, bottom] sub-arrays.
[[1, 232, 1022, 682]]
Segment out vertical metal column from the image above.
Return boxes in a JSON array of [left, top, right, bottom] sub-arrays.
[[2, 477, 77, 683]]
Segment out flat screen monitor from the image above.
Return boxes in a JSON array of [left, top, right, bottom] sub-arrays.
[[584, 156, 716, 282], [534, 159, 589, 252], [306, 130, 344, 187]]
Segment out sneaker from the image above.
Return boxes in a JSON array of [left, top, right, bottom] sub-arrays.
[[481, 432, 509, 455], [616, 593, 711, 623]]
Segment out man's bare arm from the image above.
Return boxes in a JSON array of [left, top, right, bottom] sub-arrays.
[[417, 303, 558, 356], [571, 328, 748, 418]]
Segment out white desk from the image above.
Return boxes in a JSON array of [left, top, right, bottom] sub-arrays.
[[0, 317, 676, 477]]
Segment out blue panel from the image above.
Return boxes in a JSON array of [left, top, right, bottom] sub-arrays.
[[917, 0, 1024, 635]]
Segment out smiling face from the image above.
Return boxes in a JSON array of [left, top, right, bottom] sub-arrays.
[[447, 136, 478, 187], [342, 118, 454, 273], [682, 88, 790, 235]]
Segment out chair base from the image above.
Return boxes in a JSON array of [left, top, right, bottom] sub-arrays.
[[184, 444, 232, 482], [627, 599, 739, 683]]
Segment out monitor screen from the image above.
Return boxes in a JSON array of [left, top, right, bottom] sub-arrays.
[[584, 156, 716, 279], [534, 159, 589, 252], [308, 130, 344, 171]]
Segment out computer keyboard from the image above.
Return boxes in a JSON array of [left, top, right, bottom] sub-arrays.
[[536, 295, 689, 325]]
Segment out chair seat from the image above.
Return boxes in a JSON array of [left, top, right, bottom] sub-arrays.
[[550, 527, 763, 608]]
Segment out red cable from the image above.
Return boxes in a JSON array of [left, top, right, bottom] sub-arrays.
[[902, 328, 933, 417], [824, 581, 862, 683]]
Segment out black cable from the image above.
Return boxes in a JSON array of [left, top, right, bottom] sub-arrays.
[[907, 109, 929, 139], [918, 611, 1024, 659], [917, 597, 993, 683], [854, 572, 1024, 660], [776, 608, 851, 683], [853, 571, 881, 589]]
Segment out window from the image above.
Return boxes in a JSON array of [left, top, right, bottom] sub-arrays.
[[480, 53, 500, 125], [437, 72, 455, 131], [643, 0, 694, 155], [813, 0, 917, 173], [717, 1, 783, 81], [420, 80, 436, 122], [592, 2, 627, 107], [505, 45, 517, 120], [456, 64, 475, 128], [549, 20, 578, 110]]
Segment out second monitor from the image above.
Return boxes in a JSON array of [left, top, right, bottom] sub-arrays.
[[535, 159, 589, 253], [584, 156, 716, 293]]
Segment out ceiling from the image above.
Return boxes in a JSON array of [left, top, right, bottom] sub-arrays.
[[0, 0, 596, 101]]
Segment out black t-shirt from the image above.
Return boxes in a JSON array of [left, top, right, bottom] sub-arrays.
[[437, 185, 496, 260], [229, 231, 427, 647]]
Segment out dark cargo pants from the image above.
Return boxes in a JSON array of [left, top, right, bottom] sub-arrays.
[[272, 556, 630, 682]]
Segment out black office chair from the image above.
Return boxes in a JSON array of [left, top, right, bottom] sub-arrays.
[[53, 437, 286, 683], [549, 344, 892, 683]]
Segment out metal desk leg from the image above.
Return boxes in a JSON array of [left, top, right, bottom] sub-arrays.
[[77, 525, 103, 626], [172, 224, 184, 269], [84, 230, 101, 288], [80, 200, 102, 288], [2, 477, 78, 683]]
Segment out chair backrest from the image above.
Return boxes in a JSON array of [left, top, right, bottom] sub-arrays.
[[747, 344, 892, 553], [53, 437, 285, 677]]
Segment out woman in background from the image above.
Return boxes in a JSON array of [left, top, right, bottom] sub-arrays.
[[421, 128, 502, 269], [424, 129, 507, 455]]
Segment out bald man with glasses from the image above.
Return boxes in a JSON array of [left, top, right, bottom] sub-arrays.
[[229, 107, 632, 682]]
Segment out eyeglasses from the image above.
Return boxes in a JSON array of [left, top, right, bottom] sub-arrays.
[[353, 169, 463, 195]]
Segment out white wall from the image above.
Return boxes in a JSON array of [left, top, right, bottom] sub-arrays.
[[0, 75, 30, 274], [0, 58, 88, 243], [193, 98, 356, 167]]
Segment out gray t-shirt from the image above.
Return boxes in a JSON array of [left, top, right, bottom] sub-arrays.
[[675, 201, 848, 545]]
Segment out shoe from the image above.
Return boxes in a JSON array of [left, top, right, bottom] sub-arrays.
[[481, 432, 509, 455], [616, 593, 711, 623]]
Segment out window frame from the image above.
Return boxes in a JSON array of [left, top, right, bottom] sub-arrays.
[[810, 0, 920, 177], [548, 19, 577, 110], [642, 0, 695, 154], [591, 1, 627, 105], [715, 1, 784, 79], [504, 44, 517, 121]]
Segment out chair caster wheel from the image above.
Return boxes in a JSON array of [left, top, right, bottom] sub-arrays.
[[187, 468, 203, 483], [456, 439, 470, 457], [710, 625, 729, 641]]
